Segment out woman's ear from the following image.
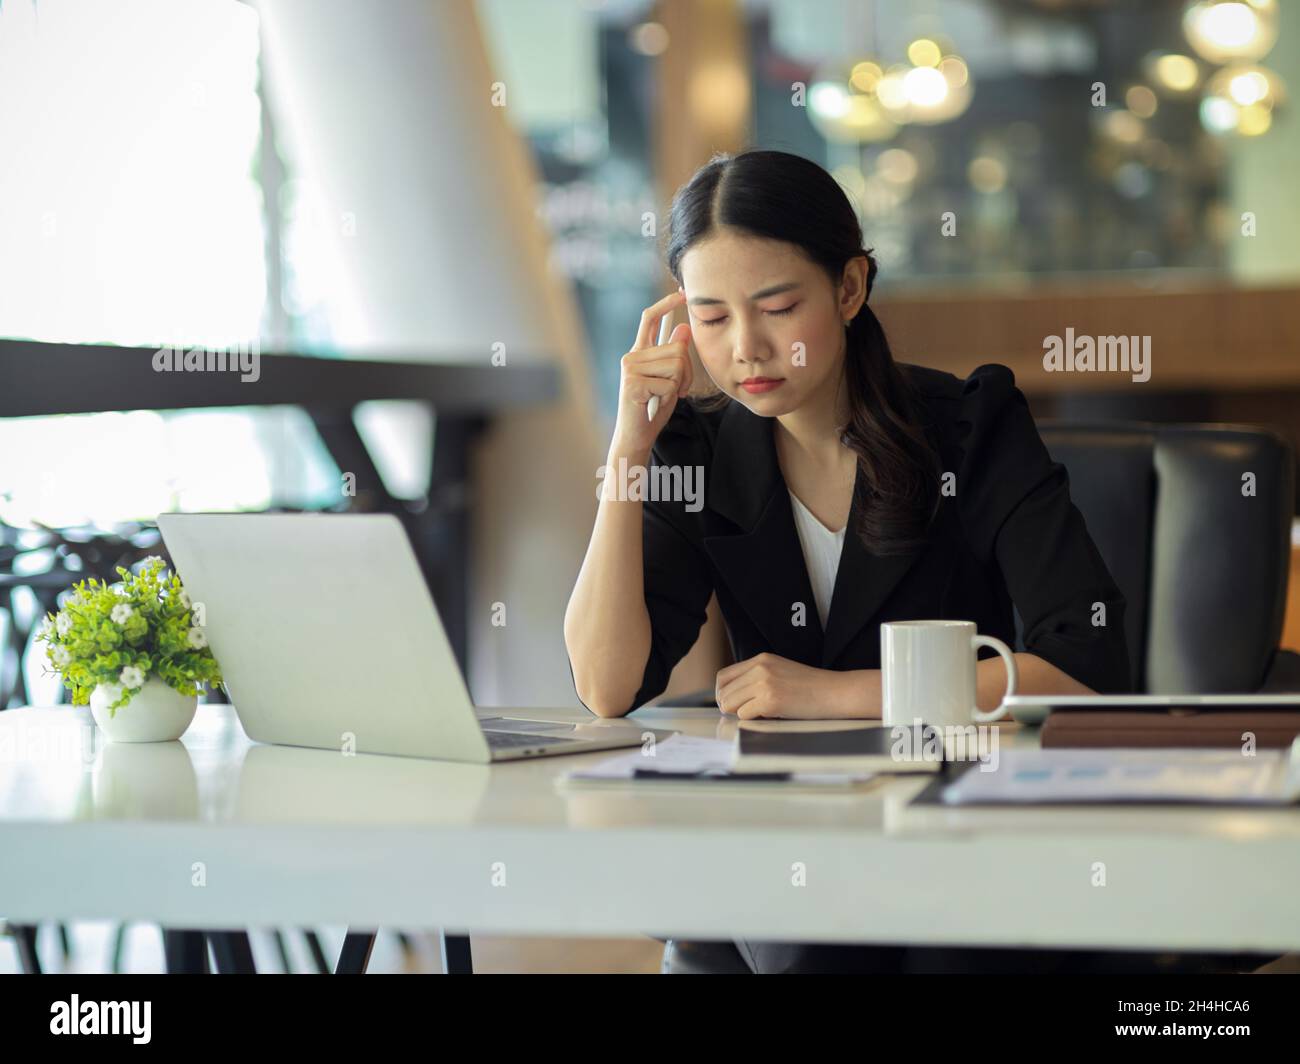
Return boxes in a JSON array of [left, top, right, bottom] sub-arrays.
[[840, 257, 870, 321]]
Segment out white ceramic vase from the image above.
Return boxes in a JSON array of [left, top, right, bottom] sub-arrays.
[[89, 675, 197, 743]]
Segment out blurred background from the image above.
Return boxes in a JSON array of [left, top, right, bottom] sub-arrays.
[[5, 0, 1298, 714], [1, 0, 1299, 974]]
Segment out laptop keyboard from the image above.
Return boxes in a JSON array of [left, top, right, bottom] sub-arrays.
[[483, 730, 579, 751]]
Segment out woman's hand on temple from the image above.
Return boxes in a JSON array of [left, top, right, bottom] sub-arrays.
[[714, 653, 879, 720], [610, 289, 693, 459]]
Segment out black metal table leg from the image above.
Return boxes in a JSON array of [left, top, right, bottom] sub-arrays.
[[441, 932, 473, 974], [303, 929, 330, 973], [163, 929, 209, 974], [207, 931, 257, 973], [13, 924, 41, 974], [271, 929, 293, 973], [336, 929, 377, 974], [110, 923, 128, 973]]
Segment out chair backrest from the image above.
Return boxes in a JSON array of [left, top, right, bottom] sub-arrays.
[[1038, 422, 1294, 694]]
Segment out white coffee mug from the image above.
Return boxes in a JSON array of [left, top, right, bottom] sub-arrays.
[[880, 620, 1018, 728]]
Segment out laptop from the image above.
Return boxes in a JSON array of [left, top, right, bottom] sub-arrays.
[[157, 512, 649, 762]]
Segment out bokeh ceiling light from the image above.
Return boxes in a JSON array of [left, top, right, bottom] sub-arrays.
[[1101, 109, 1146, 145], [907, 37, 943, 68], [876, 40, 974, 125], [849, 60, 883, 92], [876, 147, 919, 185], [967, 155, 1007, 194], [1125, 84, 1159, 118], [1183, 1, 1278, 64], [629, 21, 669, 56], [808, 61, 899, 143], [1145, 51, 1202, 95], [904, 65, 948, 107], [1200, 61, 1286, 135]]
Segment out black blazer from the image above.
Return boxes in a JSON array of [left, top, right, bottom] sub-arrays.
[[621, 362, 1131, 713]]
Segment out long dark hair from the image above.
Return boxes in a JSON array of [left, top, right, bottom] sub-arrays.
[[664, 148, 940, 556]]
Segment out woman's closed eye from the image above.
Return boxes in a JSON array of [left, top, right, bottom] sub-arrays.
[[695, 303, 799, 327]]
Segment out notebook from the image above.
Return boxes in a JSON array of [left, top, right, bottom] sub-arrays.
[[732, 723, 944, 775]]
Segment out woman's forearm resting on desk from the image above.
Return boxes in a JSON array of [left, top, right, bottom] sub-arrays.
[[977, 652, 1095, 712], [713, 652, 1095, 720]]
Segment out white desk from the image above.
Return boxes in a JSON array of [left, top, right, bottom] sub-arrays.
[[2, 702, 1299, 954]]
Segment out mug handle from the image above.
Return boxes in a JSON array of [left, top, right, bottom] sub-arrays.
[[971, 635, 1018, 723]]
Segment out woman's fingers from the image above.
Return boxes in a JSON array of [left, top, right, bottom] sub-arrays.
[[736, 698, 775, 720], [717, 669, 766, 714], [716, 652, 768, 690], [668, 323, 694, 395], [633, 289, 687, 352], [621, 345, 692, 421], [716, 655, 770, 708], [625, 352, 690, 382], [628, 375, 679, 407]]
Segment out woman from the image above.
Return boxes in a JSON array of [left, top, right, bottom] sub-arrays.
[[564, 149, 1135, 973], [566, 148, 1128, 721]]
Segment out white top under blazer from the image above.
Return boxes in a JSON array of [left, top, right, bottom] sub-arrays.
[[787, 490, 846, 631]]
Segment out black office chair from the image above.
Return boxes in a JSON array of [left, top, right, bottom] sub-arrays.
[[1035, 421, 1297, 693], [657, 421, 1298, 974]]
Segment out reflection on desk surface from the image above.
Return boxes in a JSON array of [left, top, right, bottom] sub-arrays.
[[2, 702, 1300, 843]]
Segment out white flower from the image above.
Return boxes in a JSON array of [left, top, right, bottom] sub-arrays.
[[119, 666, 144, 689], [111, 603, 134, 625], [56, 612, 73, 636], [36, 617, 53, 638], [187, 627, 208, 649], [139, 555, 164, 569], [52, 645, 71, 667], [176, 588, 192, 609]]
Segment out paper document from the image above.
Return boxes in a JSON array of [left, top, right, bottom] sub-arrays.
[[941, 747, 1300, 805], [560, 734, 875, 787], [567, 734, 738, 780]]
